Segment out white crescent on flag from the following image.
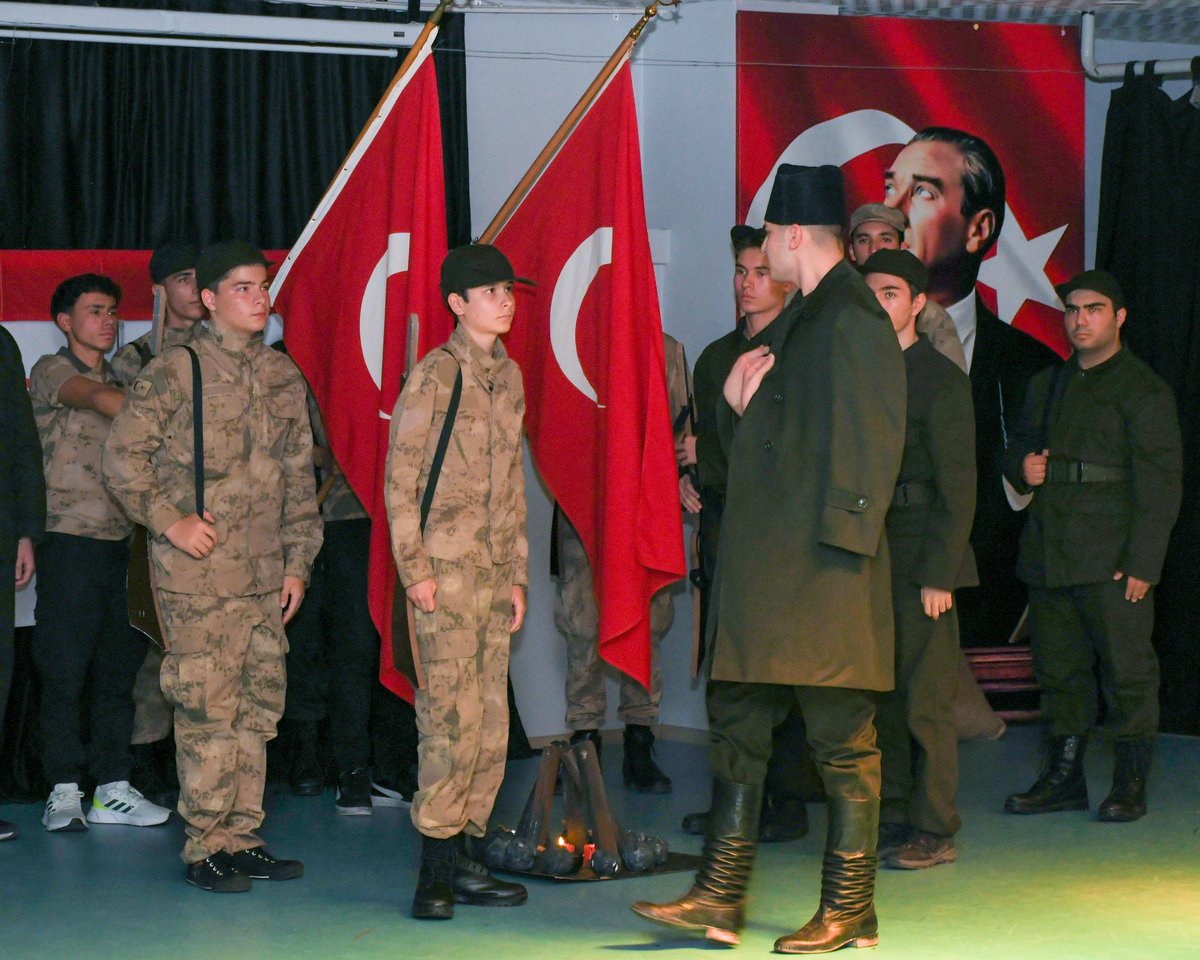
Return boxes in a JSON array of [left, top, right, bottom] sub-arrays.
[[549, 226, 611, 406], [359, 230, 411, 395]]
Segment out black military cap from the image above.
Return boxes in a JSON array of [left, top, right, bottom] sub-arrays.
[[730, 224, 766, 249], [859, 249, 929, 293], [1055, 269, 1125, 311], [149, 240, 199, 284], [764, 164, 846, 227], [195, 241, 272, 293], [439, 243, 533, 300]]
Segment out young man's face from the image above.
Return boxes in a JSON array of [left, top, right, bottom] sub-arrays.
[[1063, 289, 1124, 358], [202, 265, 271, 338], [159, 268, 205, 329], [734, 247, 788, 320], [761, 221, 797, 285], [451, 280, 516, 340], [848, 221, 902, 265], [57, 292, 119, 357], [865, 271, 925, 339]]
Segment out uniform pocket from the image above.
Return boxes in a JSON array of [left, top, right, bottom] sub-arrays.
[[414, 606, 477, 663], [160, 652, 210, 719]]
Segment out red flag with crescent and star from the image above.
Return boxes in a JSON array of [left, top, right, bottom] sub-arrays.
[[493, 60, 685, 689], [737, 12, 1083, 356], [271, 38, 451, 700]]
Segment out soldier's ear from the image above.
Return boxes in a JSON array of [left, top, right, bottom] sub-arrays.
[[446, 292, 467, 318], [200, 287, 217, 312], [54, 312, 72, 336], [1115, 307, 1127, 329]]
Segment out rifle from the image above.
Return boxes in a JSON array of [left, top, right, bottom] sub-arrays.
[[149, 282, 167, 358]]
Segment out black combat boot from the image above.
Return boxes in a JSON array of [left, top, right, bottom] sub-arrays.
[[632, 778, 761, 945], [1098, 739, 1152, 822], [288, 722, 324, 797], [570, 728, 602, 763], [623, 724, 672, 793], [412, 834, 457, 920], [773, 796, 879, 954], [451, 834, 528, 906], [1005, 734, 1089, 814]]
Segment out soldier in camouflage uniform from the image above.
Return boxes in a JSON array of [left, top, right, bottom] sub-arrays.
[[553, 332, 687, 793], [103, 242, 323, 893], [30, 274, 171, 834], [385, 243, 530, 920], [111, 241, 204, 809]]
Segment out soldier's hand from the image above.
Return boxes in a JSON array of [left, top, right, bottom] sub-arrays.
[[1114, 571, 1151, 603], [510, 585, 527, 634], [680, 474, 702, 514], [14, 536, 35, 589], [676, 436, 697, 468], [1023, 449, 1049, 486], [921, 586, 953, 621], [723, 346, 774, 417], [280, 575, 306, 625], [165, 510, 218, 559], [407, 578, 437, 613]]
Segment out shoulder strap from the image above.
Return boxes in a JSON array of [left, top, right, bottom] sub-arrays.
[[134, 340, 153, 370], [180, 346, 205, 517], [419, 350, 463, 534]]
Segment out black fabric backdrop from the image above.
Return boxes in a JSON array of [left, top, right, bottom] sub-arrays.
[[0, 0, 471, 248], [1097, 63, 1200, 735]]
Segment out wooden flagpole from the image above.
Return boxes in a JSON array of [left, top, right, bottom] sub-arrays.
[[479, 0, 679, 244]]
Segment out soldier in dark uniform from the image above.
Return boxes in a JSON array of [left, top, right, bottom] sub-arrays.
[[679, 225, 814, 843], [860, 250, 976, 870], [633, 165, 906, 954], [1003, 270, 1181, 822]]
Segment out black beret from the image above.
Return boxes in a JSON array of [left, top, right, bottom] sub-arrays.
[[149, 240, 199, 284], [195, 241, 272, 292], [859, 249, 929, 293], [439, 243, 533, 300], [1055, 269, 1125, 311]]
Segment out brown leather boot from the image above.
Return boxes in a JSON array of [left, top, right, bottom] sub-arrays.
[[632, 778, 761, 945], [774, 796, 879, 955]]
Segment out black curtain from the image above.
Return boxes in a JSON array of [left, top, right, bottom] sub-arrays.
[[1097, 62, 1200, 735], [0, 1, 470, 249]]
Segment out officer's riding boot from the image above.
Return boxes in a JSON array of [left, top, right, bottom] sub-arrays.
[[1005, 734, 1089, 814], [773, 796, 879, 954], [631, 778, 761, 945], [412, 835, 457, 920], [623, 724, 672, 794], [451, 833, 528, 906], [1098, 739, 1152, 822]]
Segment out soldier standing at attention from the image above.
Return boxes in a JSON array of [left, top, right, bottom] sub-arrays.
[[551, 330, 687, 795], [104, 242, 323, 892], [1003, 270, 1181, 823], [633, 165, 906, 954], [385, 243, 530, 920], [860, 250, 976, 870], [111, 241, 205, 809], [30, 274, 171, 833]]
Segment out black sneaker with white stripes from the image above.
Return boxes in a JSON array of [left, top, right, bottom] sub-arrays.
[[228, 846, 304, 881], [186, 852, 252, 893]]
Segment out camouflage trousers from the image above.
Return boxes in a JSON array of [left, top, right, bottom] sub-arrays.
[[157, 590, 287, 864], [412, 557, 513, 839], [131, 643, 172, 745], [554, 520, 673, 730]]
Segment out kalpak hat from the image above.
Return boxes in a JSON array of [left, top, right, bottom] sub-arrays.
[[195, 241, 272, 292], [440, 243, 533, 300], [149, 240, 199, 284], [1055, 269, 1125, 311], [859, 249, 929, 293], [764, 164, 846, 227]]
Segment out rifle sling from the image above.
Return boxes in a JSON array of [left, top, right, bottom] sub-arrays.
[[420, 352, 463, 534], [181, 346, 205, 518]]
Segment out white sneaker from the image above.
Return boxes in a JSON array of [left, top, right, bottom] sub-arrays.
[[43, 783, 87, 832], [86, 780, 171, 826], [370, 780, 413, 808]]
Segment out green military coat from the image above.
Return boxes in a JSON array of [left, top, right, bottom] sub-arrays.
[[708, 260, 907, 691]]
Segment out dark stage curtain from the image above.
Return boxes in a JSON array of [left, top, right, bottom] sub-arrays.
[[1097, 62, 1200, 735], [0, 1, 471, 249]]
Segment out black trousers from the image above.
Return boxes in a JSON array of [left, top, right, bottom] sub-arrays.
[[1, 552, 14, 757], [282, 539, 327, 727], [32, 532, 146, 786]]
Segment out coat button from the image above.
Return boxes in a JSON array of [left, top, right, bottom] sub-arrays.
[[857, 497, 868, 508], [763, 440, 773, 451]]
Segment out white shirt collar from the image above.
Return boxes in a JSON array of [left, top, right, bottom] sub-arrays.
[[946, 292, 978, 373]]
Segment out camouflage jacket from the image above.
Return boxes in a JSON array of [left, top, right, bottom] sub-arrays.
[[385, 324, 527, 588], [110, 324, 198, 386], [307, 390, 367, 522], [103, 323, 323, 597], [29, 348, 131, 540]]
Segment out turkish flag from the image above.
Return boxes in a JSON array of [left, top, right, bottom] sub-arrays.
[[494, 62, 685, 688], [737, 13, 1083, 356], [272, 41, 452, 700]]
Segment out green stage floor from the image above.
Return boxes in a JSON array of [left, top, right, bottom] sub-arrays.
[[1, 723, 1197, 959]]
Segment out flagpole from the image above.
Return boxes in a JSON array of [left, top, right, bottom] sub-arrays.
[[479, 0, 680, 244]]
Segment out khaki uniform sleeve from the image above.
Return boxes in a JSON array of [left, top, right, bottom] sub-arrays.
[[31, 355, 78, 409], [662, 333, 691, 440], [384, 360, 438, 587], [509, 375, 529, 586], [109, 342, 143, 386], [102, 354, 189, 537]]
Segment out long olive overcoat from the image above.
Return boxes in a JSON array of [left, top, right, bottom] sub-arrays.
[[707, 260, 907, 691]]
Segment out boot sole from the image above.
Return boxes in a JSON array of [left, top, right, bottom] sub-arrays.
[[774, 934, 879, 954], [631, 903, 740, 946], [186, 876, 252, 893], [453, 891, 528, 907], [885, 850, 957, 870], [413, 904, 454, 920], [1004, 798, 1088, 815], [1097, 808, 1145, 823]]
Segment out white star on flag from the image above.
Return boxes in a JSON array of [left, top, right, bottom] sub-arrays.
[[978, 204, 1068, 323]]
